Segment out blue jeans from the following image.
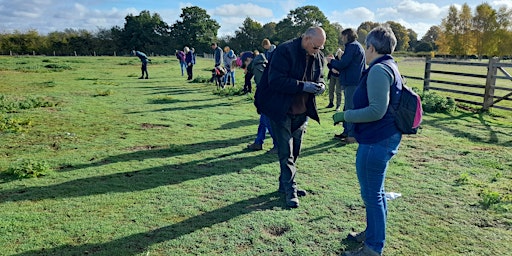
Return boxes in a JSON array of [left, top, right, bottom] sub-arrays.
[[343, 85, 357, 136], [356, 132, 401, 254], [180, 61, 187, 76], [224, 70, 235, 85], [269, 113, 307, 193], [255, 114, 276, 148]]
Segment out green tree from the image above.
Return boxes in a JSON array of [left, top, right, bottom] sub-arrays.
[[230, 17, 264, 53], [120, 10, 170, 54], [440, 5, 462, 56], [356, 21, 380, 45], [421, 25, 441, 51], [170, 6, 219, 54], [386, 21, 409, 51], [459, 3, 474, 56], [275, 5, 337, 53], [473, 3, 499, 58], [407, 28, 418, 51]]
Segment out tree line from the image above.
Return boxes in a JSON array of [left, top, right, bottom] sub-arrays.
[[0, 3, 510, 58]]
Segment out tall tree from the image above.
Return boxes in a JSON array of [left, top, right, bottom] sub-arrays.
[[407, 28, 418, 51], [439, 5, 462, 56], [275, 5, 337, 53], [385, 21, 409, 51], [231, 17, 264, 53], [170, 6, 219, 54], [421, 25, 442, 51], [356, 21, 380, 45], [473, 3, 499, 58], [120, 10, 170, 54], [459, 3, 474, 56]]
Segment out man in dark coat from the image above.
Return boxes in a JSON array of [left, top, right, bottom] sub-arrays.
[[254, 26, 326, 208]]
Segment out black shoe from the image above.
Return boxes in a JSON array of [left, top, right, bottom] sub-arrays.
[[286, 192, 299, 208], [278, 188, 307, 197], [334, 133, 348, 139], [347, 231, 366, 243], [145, 77, 149, 79], [326, 103, 334, 108], [138, 76, 144, 79]]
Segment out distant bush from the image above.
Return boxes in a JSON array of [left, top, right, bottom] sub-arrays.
[[6, 159, 52, 178], [44, 63, 72, 71], [0, 115, 32, 132], [0, 95, 58, 113], [419, 90, 457, 113]]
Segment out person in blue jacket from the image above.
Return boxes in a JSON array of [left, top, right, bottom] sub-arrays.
[[132, 50, 150, 79], [184, 46, 196, 80], [254, 26, 326, 208], [328, 28, 366, 143]]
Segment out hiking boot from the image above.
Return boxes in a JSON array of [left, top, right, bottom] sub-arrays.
[[145, 76, 149, 79], [267, 147, 278, 154], [347, 231, 366, 243], [342, 245, 380, 256], [326, 102, 334, 108], [278, 187, 307, 197], [341, 137, 357, 144], [286, 192, 299, 208], [334, 133, 348, 139], [247, 143, 263, 151], [138, 76, 144, 79]]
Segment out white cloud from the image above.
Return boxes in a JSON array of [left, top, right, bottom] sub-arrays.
[[328, 7, 375, 29], [210, 3, 273, 18], [492, 0, 512, 9]]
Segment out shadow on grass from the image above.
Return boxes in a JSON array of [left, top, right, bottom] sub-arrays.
[[13, 192, 281, 256], [215, 118, 257, 130], [0, 135, 282, 203], [425, 111, 512, 147]]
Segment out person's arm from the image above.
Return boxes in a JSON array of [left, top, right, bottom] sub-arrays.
[[330, 44, 355, 71], [344, 64, 393, 123]]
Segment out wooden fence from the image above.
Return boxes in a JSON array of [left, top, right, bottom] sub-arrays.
[[404, 56, 512, 111]]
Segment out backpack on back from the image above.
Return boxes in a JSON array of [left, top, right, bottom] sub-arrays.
[[383, 62, 423, 135]]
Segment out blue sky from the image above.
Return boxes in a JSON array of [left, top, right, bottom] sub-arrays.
[[1, 0, 511, 38]]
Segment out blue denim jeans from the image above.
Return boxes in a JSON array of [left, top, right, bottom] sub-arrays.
[[223, 70, 235, 85], [356, 132, 401, 254], [269, 113, 307, 193], [342, 85, 357, 136], [255, 114, 276, 148], [180, 61, 187, 76]]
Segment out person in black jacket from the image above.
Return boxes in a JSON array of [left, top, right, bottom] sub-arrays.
[[254, 26, 326, 208]]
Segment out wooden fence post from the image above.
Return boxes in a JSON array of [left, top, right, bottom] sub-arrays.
[[423, 56, 431, 91], [483, 57, 498, 111]]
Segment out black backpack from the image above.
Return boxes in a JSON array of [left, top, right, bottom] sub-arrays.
[[383, 62, 423, 134]]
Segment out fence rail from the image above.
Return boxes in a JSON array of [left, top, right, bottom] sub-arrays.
[[421, 56, 512, 111]]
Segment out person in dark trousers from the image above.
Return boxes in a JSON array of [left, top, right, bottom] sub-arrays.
[[254, 26, 326, 208], [328, 28, 366, 144], [132, 50, 149, 79], [184, 46, 196, 80]]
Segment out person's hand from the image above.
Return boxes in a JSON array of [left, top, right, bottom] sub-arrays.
[[331, 68, 340, 75], [326, 56, 334, 63], [315, 83, 325, 96], [302, 81, 321, 93], [333, 112, 345, 125]]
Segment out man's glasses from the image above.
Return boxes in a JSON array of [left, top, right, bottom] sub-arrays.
[[311, 42, 324, 50]]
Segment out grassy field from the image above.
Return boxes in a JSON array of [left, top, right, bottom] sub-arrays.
[[0, 55, 511, 256]]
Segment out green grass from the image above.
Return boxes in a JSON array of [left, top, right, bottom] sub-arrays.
[[0, 56, 511, 256]]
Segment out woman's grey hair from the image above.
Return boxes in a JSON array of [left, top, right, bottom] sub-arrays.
[[365, 26, 397, 54]]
